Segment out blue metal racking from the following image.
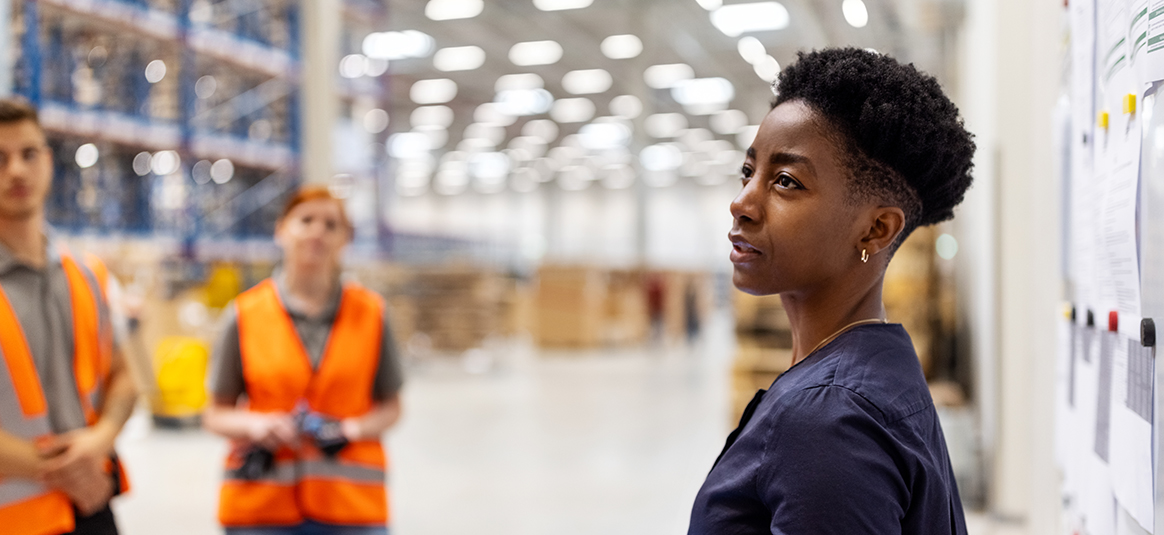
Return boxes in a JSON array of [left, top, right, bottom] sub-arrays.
[[12, 0, 303, 238]]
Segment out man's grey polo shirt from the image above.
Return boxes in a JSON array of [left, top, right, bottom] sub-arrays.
[[0, 235, 110, 434]]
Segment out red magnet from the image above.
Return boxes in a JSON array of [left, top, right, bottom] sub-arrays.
[[1108, 311, 1118, 332]]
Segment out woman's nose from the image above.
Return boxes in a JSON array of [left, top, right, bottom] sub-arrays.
[[730, 182, 761, 225]]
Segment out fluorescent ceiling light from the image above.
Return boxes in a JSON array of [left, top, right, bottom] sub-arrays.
[[474, 103, 517, 126], [434, 46, 486, 71], [753, 55, 780, 82], [389, 132, 434, 159], [737, 125, 760, 150], [683, 103, 728, 116], [671, 77, 735, 106], [640, 143, 683, 172], [411, 105, 455, 128], [842, 0, 869, 28], [644, 63, 694, 89], [211, 159, 234, 184], [579, 122, 632, 151], [678, 128, 714, 148], [509, 136, 548, 157], [145, 60, 166, 84], [364, 108, 390, 133], [364, 30, 435, 60], [132, 152, 151, 176], [470, 152, 511, 188], [548, 145, 583, 167], [609, 95, 643, 119], [414, 126, 449, 150], [710, 2, 790, 37], [464, 123, 507, 147], [601, 34, 643, 59], [365, 58, 388, 77], [737, 36, 767, 65], [495, 73, 544, 92], [75, 143, 99, 168], [550, 98, 596, 123], [509, 40, 563, 66], [601, 164, 635, 189], [710, 109, 748, 135], [339, 54, 367, 78], [410, 79, 458, 104], [522, 119, 560, 143], [645, 113, 688, 138], [562, 69, 613, 95], [425, 0, 483, 20], [151, 150, 180, 175], [495, 88, 554, 116], [533, 0, 593, 11]]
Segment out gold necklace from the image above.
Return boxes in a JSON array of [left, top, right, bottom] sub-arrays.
[[798, 318, 889, 363]]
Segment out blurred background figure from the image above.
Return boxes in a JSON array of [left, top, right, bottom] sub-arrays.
[[0, 97, 136, 535], [202, 186, 402, 534], [0, 0, 1097, 534]]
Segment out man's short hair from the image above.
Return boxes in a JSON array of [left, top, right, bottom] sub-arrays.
[[0, 97, 41, 127]]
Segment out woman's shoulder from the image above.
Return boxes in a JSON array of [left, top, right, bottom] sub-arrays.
[[781, 324, 933, 424]]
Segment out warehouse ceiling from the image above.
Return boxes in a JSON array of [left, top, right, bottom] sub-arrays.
[[345, 0, 965, 195]]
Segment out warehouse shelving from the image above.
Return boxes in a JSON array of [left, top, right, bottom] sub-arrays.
[[13, 0, 303, 236]]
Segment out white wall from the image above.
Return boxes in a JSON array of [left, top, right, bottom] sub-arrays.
[[956, 0, 1063, 530]]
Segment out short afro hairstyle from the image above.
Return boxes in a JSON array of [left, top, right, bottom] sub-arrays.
[[773, 48, 975, 247]]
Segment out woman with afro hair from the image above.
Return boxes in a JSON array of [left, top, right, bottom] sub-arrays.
[[688, 48, 974, 534]]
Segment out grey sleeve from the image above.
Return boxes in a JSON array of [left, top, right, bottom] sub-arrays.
[[208, 303, 246, 403], [372, 309, 404, 401]]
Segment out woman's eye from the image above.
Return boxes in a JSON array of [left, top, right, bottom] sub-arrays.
[[740, 167, 754, 181], [775, 174, 800, 189], [325, 220, 337, 231]]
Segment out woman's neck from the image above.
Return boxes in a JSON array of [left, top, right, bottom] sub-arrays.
[[281, 262, 337, 317], [0, 217, 46, 268], [781, 274, 886, 366]]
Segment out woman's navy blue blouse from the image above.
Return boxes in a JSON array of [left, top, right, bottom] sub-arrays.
[[689, 324, 968, 535]]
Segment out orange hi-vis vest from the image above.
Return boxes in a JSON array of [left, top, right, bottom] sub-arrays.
[[0, 251, 127, 535], [219, 279, 389, 527]]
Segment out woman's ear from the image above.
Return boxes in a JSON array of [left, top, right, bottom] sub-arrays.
[[858, 206, 906, 258]]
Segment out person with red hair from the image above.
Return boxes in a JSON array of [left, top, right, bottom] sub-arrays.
[[203, 186, 403, 535]]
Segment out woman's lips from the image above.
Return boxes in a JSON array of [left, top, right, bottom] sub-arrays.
[[729, 236, 762, 263]]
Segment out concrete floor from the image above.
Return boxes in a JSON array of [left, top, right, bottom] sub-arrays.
[[109, 315, 1020, 534]]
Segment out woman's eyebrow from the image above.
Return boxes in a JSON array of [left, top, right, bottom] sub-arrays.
[[768, 151, 811, 169]]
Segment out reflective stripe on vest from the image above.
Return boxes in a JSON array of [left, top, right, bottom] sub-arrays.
[[0, 252, 118, 535], [220, 279, 388, 528]]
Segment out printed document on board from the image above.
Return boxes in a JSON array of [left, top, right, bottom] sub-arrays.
[[1109, 336, 1154, 532]]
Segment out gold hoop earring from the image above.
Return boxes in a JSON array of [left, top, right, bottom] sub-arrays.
[[861, 249, 869, 263]]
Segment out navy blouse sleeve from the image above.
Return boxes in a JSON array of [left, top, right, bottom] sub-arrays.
[[760, 385, 909, 534]]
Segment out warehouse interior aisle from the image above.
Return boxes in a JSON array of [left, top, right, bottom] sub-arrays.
[[110, 312, 736, 535]]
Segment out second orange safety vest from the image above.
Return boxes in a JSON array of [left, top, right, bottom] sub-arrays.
[[219, 278, 389, 527], [0, 252, 128, 535]]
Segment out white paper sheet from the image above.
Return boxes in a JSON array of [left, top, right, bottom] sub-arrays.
[[1055, 318, 1077, 472], [1094, 0, 1144, 318], [1074, 324, 1117, 535], [1119, 503, 1154, 535], [1110, 336, 1155, 532], [1140, 0, 1164, 83], [1072, 0, 1100, 313]]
